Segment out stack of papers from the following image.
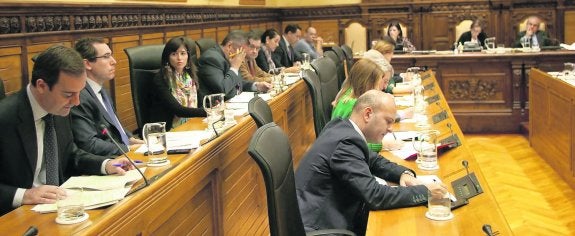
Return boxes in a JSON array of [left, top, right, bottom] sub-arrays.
[[560, 43, 575, 50], [135, 131, 210, 154], [31, 168, 145, 213]]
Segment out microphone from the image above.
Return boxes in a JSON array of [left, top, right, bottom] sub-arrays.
[[462, 160, 480, 193], [482, 224, 494, 236], [100, 124, 149, 187], [22, 226, 38, 236], [212, 115, 226, 138]]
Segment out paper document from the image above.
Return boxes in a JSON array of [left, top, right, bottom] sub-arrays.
[[136, 131, 210, 153], [389, 141, 417, 160], [227, 92, 255, 103], [31, 188, 130, 213], [417, 175, 457, 202]]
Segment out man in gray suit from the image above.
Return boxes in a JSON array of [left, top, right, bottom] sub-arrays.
[[198, 30, 270, 102], [71, 37, 143, 156], [295, 90, 446, 235], [514, 16, 554, 48], [0, 45, 133, 216]]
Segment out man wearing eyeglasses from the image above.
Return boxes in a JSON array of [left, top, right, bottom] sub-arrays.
[[514, 16, 553, 48], [71, 37, 144, 156]]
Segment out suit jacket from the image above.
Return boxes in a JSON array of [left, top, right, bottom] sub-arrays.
[[149, 72, 207, 131], [272, 36, 301, 68], [197, 46, 254, 102], [0, 90, 108, 215], [255, 47, 275, 73], [457, 31, 488, 48], [295, 119, 427, 234], [514, 30, 552, 48], [71, 84, 131, 156], [239, 58, 271, 83]]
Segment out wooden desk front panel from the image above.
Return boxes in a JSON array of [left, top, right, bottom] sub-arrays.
[[529, 69, 575, 189], [393, 51, 575, 133]]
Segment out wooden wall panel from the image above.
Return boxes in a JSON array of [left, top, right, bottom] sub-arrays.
[[311, 20, 339, 45], [217, 27, 230, 43], [203, 28, 218, 40], [0, 47, 22, 95], [112, 35, 140, 132], [565, 10, 575, 44]]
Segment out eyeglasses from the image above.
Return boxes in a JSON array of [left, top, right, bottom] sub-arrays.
[[92, 53, 113, 60], [170, 51, 189, 57]]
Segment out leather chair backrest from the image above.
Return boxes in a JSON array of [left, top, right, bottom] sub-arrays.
[[330, 45, 345, 62], [182, 37, 198, 68], [301, 69, 326, 137], [247, 123, 307, 236], [123, 44, 164, 132], [311, 57, 339, 129], [325, 46, 347, 89], [248, 96, 273, 128], [0, 78, 5, 100], [196, 38, 217, 56], [340, 44, 354, 84]]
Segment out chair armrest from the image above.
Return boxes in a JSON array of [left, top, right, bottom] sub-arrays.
[[306, 229, 356, 236]]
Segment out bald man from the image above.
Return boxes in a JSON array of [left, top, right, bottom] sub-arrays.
[[514, 16, 553, 48], [295, 90, 446, 235]]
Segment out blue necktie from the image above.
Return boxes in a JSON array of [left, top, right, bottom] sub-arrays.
[[100, 89, 130, 146], [43, 114, 59, 186]]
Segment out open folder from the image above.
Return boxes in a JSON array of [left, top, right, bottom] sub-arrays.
[[31, 168, 145, 213]]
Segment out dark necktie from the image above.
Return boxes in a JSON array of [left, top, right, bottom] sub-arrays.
[[43, 114, 59, 186], [100, 89, 130, 146], [248, 59, 256, 77], [288, 45, 294, 61]]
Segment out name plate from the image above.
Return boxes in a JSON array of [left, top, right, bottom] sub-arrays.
[[426, 94, 440, 104], [440, 134, 461, 147], [424, 82, 435, 90], [432, 110, 449, 124]]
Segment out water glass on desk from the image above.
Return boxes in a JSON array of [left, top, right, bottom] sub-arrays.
[[426, 189, 453, 221], [413, 130, 439, 170], [56, 188, 88, 224]]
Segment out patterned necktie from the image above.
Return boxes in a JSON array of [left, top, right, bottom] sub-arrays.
[[248, 59, 256, 77], [43, 114, 59, 186], [100, 89, 130, 146]]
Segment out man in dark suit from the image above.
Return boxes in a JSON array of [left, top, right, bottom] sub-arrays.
[[273, 24, 302, 68], [72, 37, 144, 156], [514, 16, 553, 48], [295, 90, 446, 235], [198, 30, 271, 102], [0, 45, 133, 216]]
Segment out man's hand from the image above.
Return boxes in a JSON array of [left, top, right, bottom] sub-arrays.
[[424, 182, 448, 199], [399, 172, 421, 186], [22, 185, 66, 205], [105, 157, 135, 175], [255, 82, 272, 93], [129, 137, 145, 151], [229, 48, 246, 70]]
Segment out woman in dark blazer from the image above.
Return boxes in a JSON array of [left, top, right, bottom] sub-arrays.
[[149, 36, 206, 131], [255, 29, 281, 73], [457, 18, 488, 48]]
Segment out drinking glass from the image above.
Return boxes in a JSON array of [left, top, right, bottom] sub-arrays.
[[426, 189, 453, 221], [203, 93, 225, 124], [484, 37, 496, 51], [56, 188, 88, 224], [301, 52, 311, 70], [142, 122, 168, 166], [521, 37, 531, 49]]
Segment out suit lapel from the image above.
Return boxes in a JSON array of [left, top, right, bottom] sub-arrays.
[[17, 91, 40, 172], [85, 85, 115, 125]]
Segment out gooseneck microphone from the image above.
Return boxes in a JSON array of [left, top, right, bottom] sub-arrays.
[[22, 226, 38, 236], [462, 160, 480, 193], [100, 124, 149, 187], [212, 115, 226, 138], [482, 224, 494, 236]]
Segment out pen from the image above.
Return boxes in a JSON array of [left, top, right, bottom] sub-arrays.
[[391, 131, 397, 140], [112, 160, 143, 167]]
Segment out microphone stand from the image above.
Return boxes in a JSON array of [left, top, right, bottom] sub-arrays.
[[100, 125, 149, 187], [462, 160, 480, 194]]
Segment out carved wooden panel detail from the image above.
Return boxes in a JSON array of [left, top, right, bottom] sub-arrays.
[[448, 79, 498, 100]]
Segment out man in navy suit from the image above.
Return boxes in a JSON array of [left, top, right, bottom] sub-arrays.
[[72, 37, 144, 156], [0, 45, 133, 216], [295, 90, 446, 235], [273, 24, 303, 68]]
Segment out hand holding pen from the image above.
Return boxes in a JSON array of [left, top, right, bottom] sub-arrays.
[[106, 157, 137, 175]]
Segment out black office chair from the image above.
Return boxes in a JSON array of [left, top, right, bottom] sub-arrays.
[[330, 46, 347, 89], [182, 37, 198, 68], [196, 38, 217, 56], [248, 96, 273, 128], [311, 57, 338, 129], [124, 44, 164, 134], [301, 69, 326, 137], [0, 78, 6, 100], [340, 44, 354, 82], [248, 123, 355, 236]]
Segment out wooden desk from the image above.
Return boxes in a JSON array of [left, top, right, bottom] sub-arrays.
[[529, 68, 575, 189], [0, 80, 315, 235], [392, 50, 575, 133], [366, 71, 512, 235]]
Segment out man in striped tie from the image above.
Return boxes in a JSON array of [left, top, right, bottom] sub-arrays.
[[239, 31, 272, 83], [0, 45, 133, 216], [71, 37, 144, 156]]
